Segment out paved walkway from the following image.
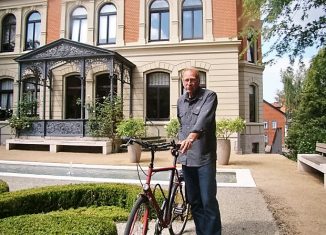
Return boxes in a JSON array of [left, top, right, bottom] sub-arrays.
[[1, 146, 326, 234]]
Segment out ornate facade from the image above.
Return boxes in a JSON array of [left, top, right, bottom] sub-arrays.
[[0, 0, 264, 153]]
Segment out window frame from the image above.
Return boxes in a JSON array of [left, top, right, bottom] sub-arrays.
[[149, 0, 170, 42], [249, 84, 257, 122], [146, 72, 170, 121], [70, 7, 87, 43], [0, 78, 13, 120], [181, 0, 203, 40], [25, 11, 41, 51], [95, 73, 117, 103], [272, 121, 277, 129], [65, 75, 83, 119], [1, 14, 16, 52], [22, 77, 40, 116], [98, 3, 117, 45]]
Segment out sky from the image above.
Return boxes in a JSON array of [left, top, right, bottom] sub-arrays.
[[262, 49, 316, 103]]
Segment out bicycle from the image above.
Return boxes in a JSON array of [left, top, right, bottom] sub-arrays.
[[123, 138, 190, 235]]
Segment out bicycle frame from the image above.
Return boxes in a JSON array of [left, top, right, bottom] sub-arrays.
[[139, 145, 183, 228]]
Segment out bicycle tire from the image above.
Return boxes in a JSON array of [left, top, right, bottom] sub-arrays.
[[168, 182, 190, 235], [124, 195, 150, 235]]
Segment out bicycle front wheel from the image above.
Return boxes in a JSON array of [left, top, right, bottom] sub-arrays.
[[124, 195, 150, 235], [168, 183, 190, 235]]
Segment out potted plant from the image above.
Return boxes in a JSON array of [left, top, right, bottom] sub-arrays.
[[216, 117, 246, 165], [116, 118, 146, 163], [164, 118, 180, 141]]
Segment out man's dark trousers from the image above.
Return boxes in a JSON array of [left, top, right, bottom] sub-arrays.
[[182, 161, 222, 235]]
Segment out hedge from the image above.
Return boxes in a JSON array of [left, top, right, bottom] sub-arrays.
[[0, 180, 9, 194], [0, 183, 141, 219], [0, 213, 117, 235]]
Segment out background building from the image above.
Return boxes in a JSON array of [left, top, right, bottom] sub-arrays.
[[0, 0, 264, 153], [263, 100, 287, 154]]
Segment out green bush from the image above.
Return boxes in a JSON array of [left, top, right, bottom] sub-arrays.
[[116, 118, 146, 138], [86, 96, 123, 138], [0, 183, 141, 219], [216, 117, 246, 140], [165, 118, 180, 138], [0, 180, 9, 194], [48, 205, 129, 221], [0, 213, 117, 235]]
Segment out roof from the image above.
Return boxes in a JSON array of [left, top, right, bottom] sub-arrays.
[[263, 100, 286, 116], [15, 38, 135, 68]]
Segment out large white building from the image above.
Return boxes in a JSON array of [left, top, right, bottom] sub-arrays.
[[0, 0, 264, 153]]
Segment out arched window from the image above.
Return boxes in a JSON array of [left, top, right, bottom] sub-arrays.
[[98, 4, 117, 44], [95, 74, 117, 103], [249, 84, 257, 122], [1, 14, 16, 52], [182, 0, 203, 40], [149, 0, 169, 41], [0, 78, 13, 120], [65, 75, 82, 119], [70, 7, 87, 43], [25, 12, 41, 50], [22, 77, 39, 116], [146, 72, 170, 120]]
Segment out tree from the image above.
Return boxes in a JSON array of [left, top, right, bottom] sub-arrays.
[[279, 65, 306, 120], [286, 47, 326, 159], [243, 0, 326, 63]]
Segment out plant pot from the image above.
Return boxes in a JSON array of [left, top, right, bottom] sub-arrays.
[[128, 143, 142, 163], [217, 139, 231, 165]]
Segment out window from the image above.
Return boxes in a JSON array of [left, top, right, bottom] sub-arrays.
[[249, 85, 257, 122], [247, 36, 257, 63], [70, 7, 87, 43], [25, 12, 41, 50], [263, 121, 268, 129], [181, 70, 206, 94], [264, 135, 268, 143], [65, 75, 82, 119], [149, 0, 169, 41], [0, 79, 13, 120], [182, 0, 203, 40], [1, 14, 16, 52], [146, 72, 170, 120], [98, 4, 116, 44], [22, 78, 39, 116], [95, 74, 117, 103], [272, 121, 277, 129], [252, 143, 259, 153]]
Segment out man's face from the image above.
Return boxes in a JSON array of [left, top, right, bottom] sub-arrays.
[[182, 70, 200, 97]]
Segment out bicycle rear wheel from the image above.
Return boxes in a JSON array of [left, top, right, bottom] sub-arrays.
[[168, 183, 190, 235], [124, 195, 150, 235]]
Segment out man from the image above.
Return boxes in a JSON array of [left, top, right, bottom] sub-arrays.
[[177, 67, 222, 235]]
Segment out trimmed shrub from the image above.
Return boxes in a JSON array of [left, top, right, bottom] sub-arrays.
[[0, 213, 117, 235], [0, 183, 141, 219], [48, 205, 129, 221], [0, 180, 9, 194]]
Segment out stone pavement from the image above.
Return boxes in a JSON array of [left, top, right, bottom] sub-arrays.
[[1, 146, 326, 234]]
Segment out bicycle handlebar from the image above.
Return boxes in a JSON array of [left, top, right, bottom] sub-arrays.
[[121, 137, 180, 154]]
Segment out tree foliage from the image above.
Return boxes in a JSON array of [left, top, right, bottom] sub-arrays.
[[279, 65, 306, 119], [243, 0, 326, 63], [286, 47, 326, 159]]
